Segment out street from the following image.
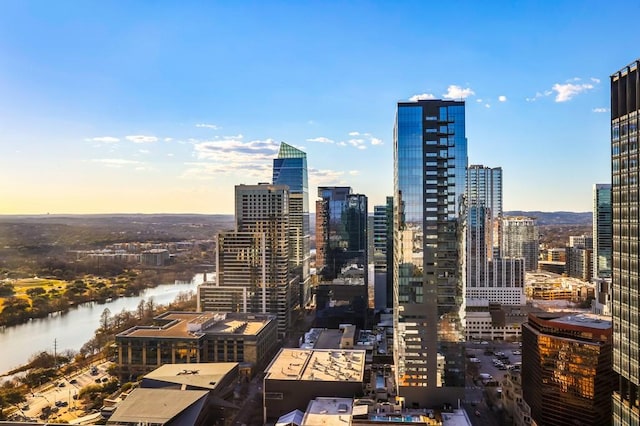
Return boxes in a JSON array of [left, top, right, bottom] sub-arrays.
[[19, 361, 112, 422]]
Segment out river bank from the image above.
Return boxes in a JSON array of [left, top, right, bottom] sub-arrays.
[[0, 272, 209, 376], [0, 268, 198, 327]]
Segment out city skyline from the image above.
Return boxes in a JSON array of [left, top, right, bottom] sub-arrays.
[[1, 1, 639, 214]]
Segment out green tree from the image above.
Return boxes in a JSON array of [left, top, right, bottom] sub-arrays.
[[26, 287, 47, 297], [0, 283, 15, 297]]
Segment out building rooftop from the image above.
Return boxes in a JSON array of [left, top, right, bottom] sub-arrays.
[[143, 362, 238, 390], [107, 388, 208, 425], [301, 397, 353, 425], [117, 311, 272, 339], [314, 329, 343, 349], [265, 348, 365, 382], [550, 313, 612, 330], [441, 409, 472, 426]]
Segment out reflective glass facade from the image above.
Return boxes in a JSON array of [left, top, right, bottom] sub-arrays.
[[393, 99, 466, 406], [465, 165, 503, 291], [502, 217, 539, 272], [611, 60, 640, 425], [315, 187, 368, 283], [522, 313, 615, 426], [594, 184, 613, 280], [272, 142, 311, 307]]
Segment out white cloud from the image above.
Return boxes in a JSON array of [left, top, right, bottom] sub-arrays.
[[196, 123, 220, 130], [164, 138, 173, 142], [348, 138, 366, 149], [370, 137, 383, 146], [167, 153, 174, 157], [476, 99, 483, 103], [126, 135, 158, 144], [591, 77, 601, 84], [443, 85, 475, 99], [306, 136, 334, 144], [409, 93, 436, 101], [86, 136, 120, 143], [552, 83, 594, 102], [91, 158, 143, 168], [181, 137, 279, 180], [348, 131, 360, 136], [498, 95, 507, 102], [526, 90, 552, 102], [593, 107, 608, 113], [485, 104, 491, 108], [337, 141, 347, 147], [138, 149, 150, 154], [349, 170, 360, 176], [309, 168, 346, 187]]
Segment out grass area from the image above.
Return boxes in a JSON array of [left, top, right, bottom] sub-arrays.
[[0, 278, 70, 309], [14, 277, 68, 292]]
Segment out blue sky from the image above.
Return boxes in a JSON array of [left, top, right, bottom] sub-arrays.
[[0, 1, 636, 214]]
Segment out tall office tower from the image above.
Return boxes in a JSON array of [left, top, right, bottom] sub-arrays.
[[315, 187, 368, 282], [611, 60, 640, 425], [200, 184, 297, 338], [593, 184, 613, 316], [502, 216, 539, 272], [594, 184, 613, 279], [393, 99, 467, 406], [522, 313, 615, 426], [272, 142, 311, 308], [372, 197, 394, 310], [566, 235, 594, 282]]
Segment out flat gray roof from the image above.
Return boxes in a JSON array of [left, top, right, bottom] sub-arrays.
[[143, 362, 238, 390], [550, 313, 612, 330], [108, 388, 208, 424]]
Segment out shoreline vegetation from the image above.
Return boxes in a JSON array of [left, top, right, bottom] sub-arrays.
[[0, 267, 197, 328], [0, 286, 197, 419]]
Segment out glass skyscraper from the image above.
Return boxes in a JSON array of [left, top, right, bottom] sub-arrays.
[[465, 165, 503, 289], [272, 142, 311, 307], [594, 183, 613, 279], [393, 99, 467, 406], [611, 59, 640, 425], [501, 216, 539, 272], [315, 186, 368, 282]]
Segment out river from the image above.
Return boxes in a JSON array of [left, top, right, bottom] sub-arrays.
[[0, 272, 210, 375]]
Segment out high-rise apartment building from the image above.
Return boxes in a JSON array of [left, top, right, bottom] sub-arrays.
[[465, 165, 502, 286], [611, 60, 640, 425], [502, 216, 539, 272], [593, 184, 613, 316], [315, 187, 368, 282], [393, 99, 467, 406], [272, 142, 311, 308], [522, 312, 615, 426], [566, 235, 593, 282], [373, 196, 393, 310], [594, 184, 612, 279], [199, 184, 298, 338]]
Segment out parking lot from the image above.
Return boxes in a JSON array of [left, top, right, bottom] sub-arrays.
[[464, 341, 522, 426], [467, 340, 521, 385]]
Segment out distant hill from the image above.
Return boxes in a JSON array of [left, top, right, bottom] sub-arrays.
[[504, 211, 591, 226]]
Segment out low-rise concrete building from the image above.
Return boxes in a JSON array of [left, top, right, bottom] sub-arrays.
[[263, 348, 366, 422], [115, 311, 278, 379], [106, 388, 213, 426]]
